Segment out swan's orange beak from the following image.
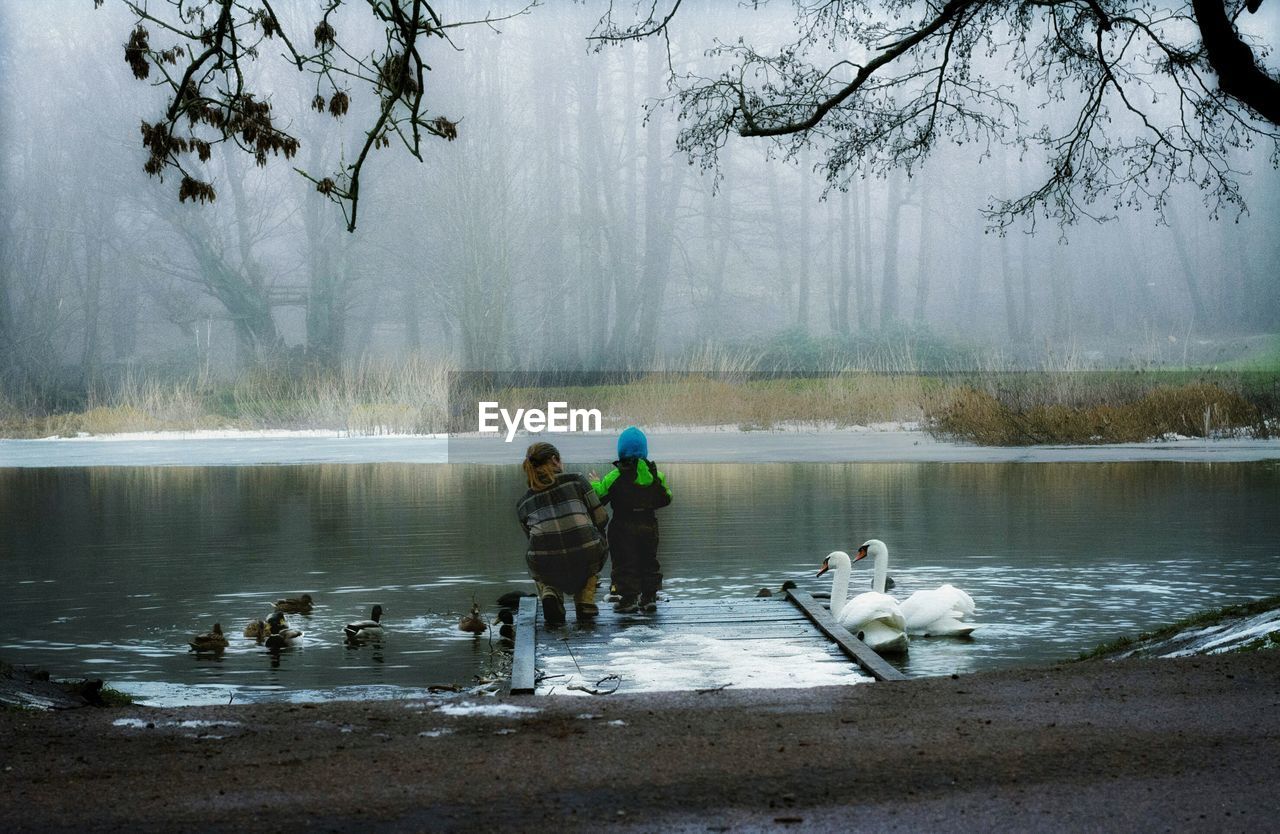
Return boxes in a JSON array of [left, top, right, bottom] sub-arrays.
[[854, 546, 868, 562], [816, 559, 830, 578]]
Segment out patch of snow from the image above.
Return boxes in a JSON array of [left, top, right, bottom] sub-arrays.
[[112, 718, 151, 728], [113, 717, 241, 729], [435, 701, 540, 718], [418, 728, 454, 738], [1157, 609, 1280, 658]]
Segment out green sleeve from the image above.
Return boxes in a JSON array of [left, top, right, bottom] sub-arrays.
[[592, 468, 620, 500]]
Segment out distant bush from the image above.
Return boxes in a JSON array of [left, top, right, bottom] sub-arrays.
[[928, 381, 1264, 444]]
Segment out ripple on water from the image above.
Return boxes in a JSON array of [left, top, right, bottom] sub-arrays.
[[4, 460, 1277, 702]]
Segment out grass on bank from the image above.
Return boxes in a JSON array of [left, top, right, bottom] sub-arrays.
[[1, 355, 1276, 444], [485, 371, 1276, 443], [1075, 594, 1280, 661], [928, 376, 1275, 444], [0, 358, 452, 439]]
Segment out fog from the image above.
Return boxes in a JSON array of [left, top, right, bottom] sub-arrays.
[[2, 1, 1278, 395]]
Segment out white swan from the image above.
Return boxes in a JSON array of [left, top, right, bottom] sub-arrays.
[[817, 551, 909, 654], [857, 539, 977, 637]]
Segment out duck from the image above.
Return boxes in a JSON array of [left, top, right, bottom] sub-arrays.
[[496, 591, 535, 609], [264, 611, 303, 649], [857, 539, 977, 637], [459, 602, 488, 635], [817, 550, 909, 654], [493, 608, 516, 641], [189, 623, 229, 653], [344, 605, 385, 641], [243, 618, 269, 642], [273, 593, 314, 614], [755, 580, 799, 598]]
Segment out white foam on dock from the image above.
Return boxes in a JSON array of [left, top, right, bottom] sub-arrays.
[[537, 631, 871, 696]]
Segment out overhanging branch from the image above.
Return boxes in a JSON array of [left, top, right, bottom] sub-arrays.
[[739, 0, 978, 138], [1191, 0, 1280, 125]]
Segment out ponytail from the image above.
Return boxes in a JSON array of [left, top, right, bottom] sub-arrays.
[[523, 442, 560, 491]]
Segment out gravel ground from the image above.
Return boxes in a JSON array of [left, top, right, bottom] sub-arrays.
[[2, 650, 1278, 833]]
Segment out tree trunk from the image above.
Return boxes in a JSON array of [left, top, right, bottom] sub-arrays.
[[697, 142, 732, 340], [302, 185, 346, 367], [79, 218, 104, 388], [538, 53, 571, 366], [1191, 0, 1280, 126], [837, 187, 852, 334], [912, 184, 933, 325], [857, 177, 873, 328], [796, 148, 811, 331], [574, 51, 606, 362], [1166, 204, 1211, 326], [880, 173, 903, 328], [634, 38, 688, 364], [1018, 230, 1034, 342], [1000, 233, 1020, 340]]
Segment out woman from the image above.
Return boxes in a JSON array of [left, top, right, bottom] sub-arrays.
[[516, 442, 609, 627]]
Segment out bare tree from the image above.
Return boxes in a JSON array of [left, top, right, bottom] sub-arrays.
[[592, 0, 1280, 229], [105, 0, 534, 231]]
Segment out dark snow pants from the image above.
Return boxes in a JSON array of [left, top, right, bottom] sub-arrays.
[[608, 515, 662, 597]]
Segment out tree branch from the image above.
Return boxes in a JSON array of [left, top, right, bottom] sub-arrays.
[[1191, 0, 1280, 124], [738, 0, 978, 137]]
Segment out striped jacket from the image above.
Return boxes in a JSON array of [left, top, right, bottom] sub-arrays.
[[516, 473, 609, 591]]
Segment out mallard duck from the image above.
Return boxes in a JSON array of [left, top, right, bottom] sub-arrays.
[[273, 593, 314, 614], [264, 611, 303, 649], [189, 623, 229, 653], [344, 605, 385, 641], [496, 591, 535, 609], [755, 580, 799, 598], [493, 608, 516, 641], [243, 618, 269, 641], [459, 602, 487, 635]]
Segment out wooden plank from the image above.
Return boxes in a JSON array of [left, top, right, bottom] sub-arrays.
[[570, 604, 809, 625], [600, 613, 812, 625], [786, 589, 908, 682], [541, 627, 828, 644], [540, 646, 854, 663], [510, 595, 537, 695]]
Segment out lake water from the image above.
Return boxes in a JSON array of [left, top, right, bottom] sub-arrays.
[[2, 461, 1278, 704]]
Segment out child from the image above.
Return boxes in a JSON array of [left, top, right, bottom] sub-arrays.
[[591, 426, 672, 613], [516, 442, 609, 627]]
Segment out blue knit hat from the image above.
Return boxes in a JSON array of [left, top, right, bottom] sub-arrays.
[[617, 426, 648, 460]]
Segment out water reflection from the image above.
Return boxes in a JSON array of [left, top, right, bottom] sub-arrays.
[[1, 461, 1277, 702]]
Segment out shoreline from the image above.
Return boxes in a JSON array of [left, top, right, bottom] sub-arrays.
[[3, 425, 1279, 466], [4, 650, 1278, 831]]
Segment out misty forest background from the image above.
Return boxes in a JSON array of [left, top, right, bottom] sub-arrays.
[[1, 2, 1278, 433]]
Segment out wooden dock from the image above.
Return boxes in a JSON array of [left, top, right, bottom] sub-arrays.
[[510, 591, 906, 695]]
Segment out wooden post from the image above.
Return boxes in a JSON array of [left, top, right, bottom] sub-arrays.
[[787, 589, 908, 682], [510, 595, 537, 695]]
